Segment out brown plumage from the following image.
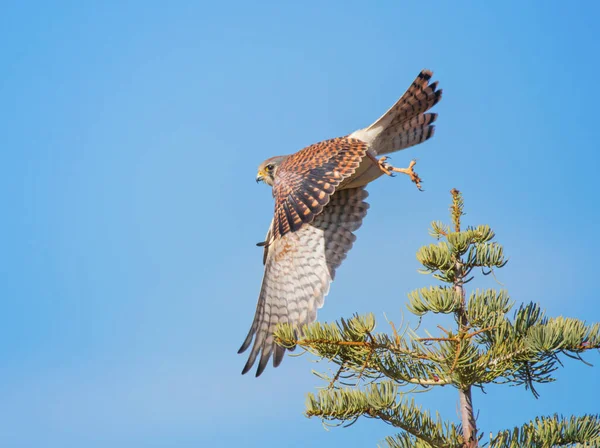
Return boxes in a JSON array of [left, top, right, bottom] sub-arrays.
[[240, 69, 442, 376], [272, 137, 369, 240]]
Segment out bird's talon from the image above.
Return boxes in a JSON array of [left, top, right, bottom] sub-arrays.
[[377, 157, 423, 190]]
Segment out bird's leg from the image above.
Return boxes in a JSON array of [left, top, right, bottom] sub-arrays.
[[377, 156, 423, 191]]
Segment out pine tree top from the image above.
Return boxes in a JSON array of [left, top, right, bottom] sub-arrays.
[[274, 189, 600, 447]]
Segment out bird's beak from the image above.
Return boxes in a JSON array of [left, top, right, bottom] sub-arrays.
[[256, 171, 264, 183]]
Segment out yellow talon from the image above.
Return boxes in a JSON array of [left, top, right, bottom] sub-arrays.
[[378, 158, 423, 191]]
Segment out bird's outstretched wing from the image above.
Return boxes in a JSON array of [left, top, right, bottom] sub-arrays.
[[239, 187, 369, 376], [270, 137, 369, 240]]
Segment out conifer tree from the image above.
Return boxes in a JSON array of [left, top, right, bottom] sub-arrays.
[[275, 189, 600, 447]]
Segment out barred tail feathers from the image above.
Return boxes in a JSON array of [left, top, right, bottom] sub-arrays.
[[350, 69, 442, 155]]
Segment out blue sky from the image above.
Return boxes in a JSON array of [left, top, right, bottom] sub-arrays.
[[1, 1, 599, 446]]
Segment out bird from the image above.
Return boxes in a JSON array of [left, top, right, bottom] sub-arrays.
[[239, 69, 442, 376]]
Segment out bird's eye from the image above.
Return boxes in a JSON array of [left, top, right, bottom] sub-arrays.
[[265, 164, 275, 171]]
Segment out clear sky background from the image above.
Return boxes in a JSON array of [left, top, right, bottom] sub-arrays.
[[2, 1, 599, 447]]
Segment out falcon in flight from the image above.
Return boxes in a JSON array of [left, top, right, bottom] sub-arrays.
[[239, 69, 442, 376]]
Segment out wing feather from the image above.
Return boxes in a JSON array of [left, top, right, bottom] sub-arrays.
[[271, 138, 369, 240], [239, 187, 369, 376]]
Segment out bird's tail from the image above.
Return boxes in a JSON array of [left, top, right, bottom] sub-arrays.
[[351, 69, 442, 155]]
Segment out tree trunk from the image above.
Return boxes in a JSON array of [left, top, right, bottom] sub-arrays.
[[454, 261, 478, 446], [451, 191, 479, 447], [459, 387, 478, 447]]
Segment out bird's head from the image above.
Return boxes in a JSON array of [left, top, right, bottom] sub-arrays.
[[256, 156, 287, 187]]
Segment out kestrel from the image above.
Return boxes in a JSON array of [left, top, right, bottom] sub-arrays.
[[239, 69, 442, 376]]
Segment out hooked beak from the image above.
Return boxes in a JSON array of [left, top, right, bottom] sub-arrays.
[[256, 172, 264, 183]]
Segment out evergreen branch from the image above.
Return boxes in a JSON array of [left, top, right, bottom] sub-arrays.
[[275, 315, 455, 387], [301, 334, 452, 386], [417, 327, 494, 344], [471, 242, 508, 269], [467, 289, 513, 330], [403, 377, 451, 386], [328, 360, 347, 389], [382, 432, 437, 448], [525, 317, 600, 354], [389, 320, 402, 346], [408, 286, 463, 316], [490, 414, 600, 447], [382, 432, 466, 448], [450, 188, 464, 232], [275, 305, 600, 395], [470, 224, 495, 244], [480, 310, 600, 393], [417, 242, 454, 275], [306, 382, 464, 448], [429, 221, 450, 240]]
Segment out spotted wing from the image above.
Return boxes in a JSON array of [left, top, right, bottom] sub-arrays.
[[270, 137, 368, 240], [239, 187, 369, 376]]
